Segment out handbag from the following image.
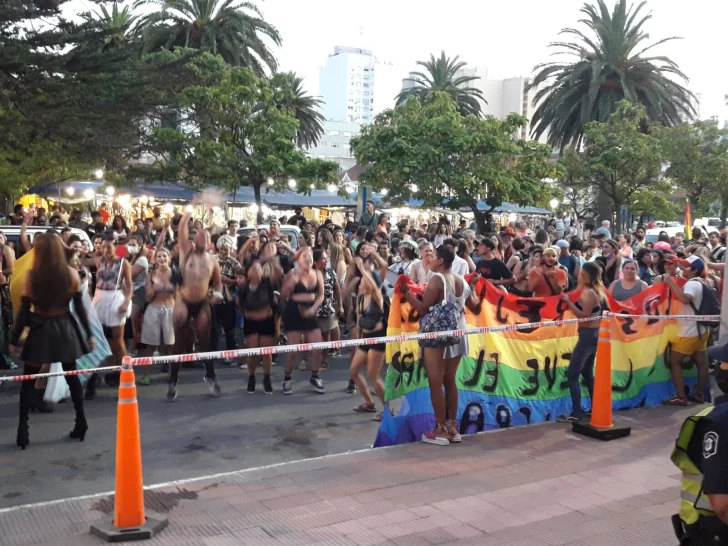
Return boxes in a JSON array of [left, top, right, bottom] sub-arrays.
[[418, 273, 460, 348]]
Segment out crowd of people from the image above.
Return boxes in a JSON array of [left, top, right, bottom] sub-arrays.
[[3, 200, 726, 448]]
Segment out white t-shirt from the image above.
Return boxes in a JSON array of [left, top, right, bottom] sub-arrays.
[[451, 255, 470, 277], [678, 279, 703, 338], [131, 256, 149, 292]]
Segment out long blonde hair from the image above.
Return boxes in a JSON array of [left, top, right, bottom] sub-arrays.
[[329, 242, 345, 269]]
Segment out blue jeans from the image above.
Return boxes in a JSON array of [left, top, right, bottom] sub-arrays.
[[567, 328, 599, 417]]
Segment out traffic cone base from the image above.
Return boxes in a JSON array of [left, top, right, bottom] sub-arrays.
[[90, 356, 168, 542], [90, 511, 168, 543], [571, 419, 631, 441]]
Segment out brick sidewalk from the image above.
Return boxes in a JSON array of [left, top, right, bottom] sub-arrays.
[[0, 405, 693, 546]]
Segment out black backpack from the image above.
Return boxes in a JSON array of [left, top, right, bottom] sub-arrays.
[[688, 279, 721, 331]]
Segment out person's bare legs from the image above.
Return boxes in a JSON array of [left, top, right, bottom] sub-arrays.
[[669, 349, 687, 400], [443, 356, 462, 430], [284, 331, 302, 377], [320, 329, 331, 369], [423, 347, 448, 441], [350, 348, 374, 408], [367, 350, 385, 405], [694, 350, 709, 401], [246, 333, 260, 376], [304, 329, 323, 374]]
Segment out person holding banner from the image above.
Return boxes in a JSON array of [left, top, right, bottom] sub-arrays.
[[400, 245, 479, 446], [556, 262, 605, 422]]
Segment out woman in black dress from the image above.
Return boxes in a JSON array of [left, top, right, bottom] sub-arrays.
[[10, 233, 94, 449]]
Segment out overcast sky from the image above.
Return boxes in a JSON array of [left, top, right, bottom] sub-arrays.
[[70, 0, 727, 119]]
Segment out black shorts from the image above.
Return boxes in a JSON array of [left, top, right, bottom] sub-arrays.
[[284, 302, 318, 333], [243, 316, 276, 338], [359, 329, 386, 353]]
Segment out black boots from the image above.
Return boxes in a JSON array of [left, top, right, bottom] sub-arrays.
[[66, 375, 87, 442], [17, 380, 33, 450]]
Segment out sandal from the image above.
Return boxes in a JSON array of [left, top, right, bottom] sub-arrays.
[[662, 396, 688, 407], [444, 423, 462, 443], [422, 426, 450, 446], [372, 412, 383, 422], [353, 403, 377, 413], [688, 393, 705, 404]]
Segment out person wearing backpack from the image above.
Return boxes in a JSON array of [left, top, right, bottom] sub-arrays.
[[663, 257, 719, 406]]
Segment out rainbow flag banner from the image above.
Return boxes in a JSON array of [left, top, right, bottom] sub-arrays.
[[374, 276, 696, 447]]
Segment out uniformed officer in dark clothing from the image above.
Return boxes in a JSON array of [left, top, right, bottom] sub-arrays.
[[672, 341, 728, 545]]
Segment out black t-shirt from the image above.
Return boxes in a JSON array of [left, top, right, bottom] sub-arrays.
[[686, 411, 728, 497], [475, 258, 513, 281]]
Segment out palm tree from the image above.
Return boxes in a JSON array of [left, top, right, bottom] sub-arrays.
[[91, 2, 139, 34], [133, 0, 281, 75], [529, 0, 695, 152], [395, 51, 486, 117], [270, 72, 325, 149]]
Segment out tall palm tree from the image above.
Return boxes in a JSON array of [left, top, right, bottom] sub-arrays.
[[270, 72, 325, 149], [395, 51, 486, 117], [91, 2, 139, 34], [529, 0, 695, 152], [133, 0, 281, 75]]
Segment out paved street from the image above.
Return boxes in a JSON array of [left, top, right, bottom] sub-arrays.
[[0, 356, 382, 508], [0, 403, 691, 546]]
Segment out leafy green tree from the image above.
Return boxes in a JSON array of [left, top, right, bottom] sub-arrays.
[[395, 52, 486, 117], [0, 1, 177, 197], [657, 119, 728, 219], [629, 189, 679, 223], [133, 55, 339, 223], [270, 73, 325, 149], [580, 102, 666, 233], [134, 0, 281, 75], [530, 0, 695, 152], [557, 150, 599, 217], [351, 93, 558, 233]]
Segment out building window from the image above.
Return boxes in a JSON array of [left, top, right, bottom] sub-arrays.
[[331, 143, 339, 148], [363, 83, 369, 88], [343, 131, 352, 137], [327, 130, 340, 136]]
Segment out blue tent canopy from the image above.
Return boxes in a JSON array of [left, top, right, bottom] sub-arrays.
[[28, 182, 551, 215]]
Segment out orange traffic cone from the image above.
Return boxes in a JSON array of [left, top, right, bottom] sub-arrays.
[[90, 356, 168, 542], [572, 316, 632, 441]]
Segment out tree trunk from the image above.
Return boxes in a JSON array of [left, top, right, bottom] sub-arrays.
[[253, 183, 263, 225], [613, 201, 622, 236]]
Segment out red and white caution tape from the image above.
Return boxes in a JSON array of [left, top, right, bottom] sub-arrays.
[[0, 316, 597, 382], [0, 313, 720, 383], [604, 312, 720, 322]]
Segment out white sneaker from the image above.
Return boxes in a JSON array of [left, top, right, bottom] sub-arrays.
[[204, 376, 221, 397], [281, 379, 293, 395], [310, 376, 325, 394]]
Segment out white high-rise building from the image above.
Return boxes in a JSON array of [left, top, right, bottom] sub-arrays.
[[319, 46, 376, 125], [316, 46, 404, 168]]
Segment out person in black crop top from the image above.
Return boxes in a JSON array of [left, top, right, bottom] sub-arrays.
[[557, 261, 606, 423], [238, 262, 277, 395], [280, 247, 325, 395], [349, 256, 388, 420]]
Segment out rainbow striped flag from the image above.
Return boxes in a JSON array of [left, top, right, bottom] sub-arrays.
[[685, 200, 692, 239]]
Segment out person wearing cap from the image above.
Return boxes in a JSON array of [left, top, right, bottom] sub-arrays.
[[670, 341, 728, 545], [528, 247, 568, 297], [501, 227, 516, 262], [662, 256, 711, 406], [289, 207, 306, 228], [474, 238, 515, 290], [556, 239, 579, 280]]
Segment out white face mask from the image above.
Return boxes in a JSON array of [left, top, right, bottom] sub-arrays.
[[127, 246, 139, 255]]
